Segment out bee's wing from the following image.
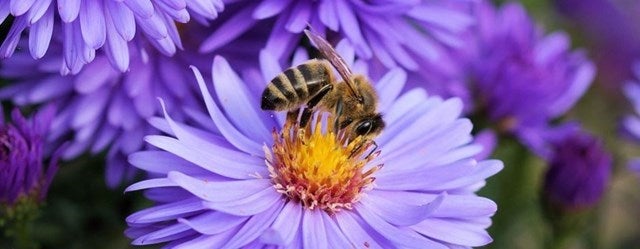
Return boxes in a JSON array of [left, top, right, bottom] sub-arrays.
[[304, 29, 363, 102]]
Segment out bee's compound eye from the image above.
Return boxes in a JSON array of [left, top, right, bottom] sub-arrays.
[[355, 121, 373, 136]]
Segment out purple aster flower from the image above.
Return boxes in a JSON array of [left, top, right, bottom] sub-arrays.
[[0, 0, 224, 73], [1, 105, 59, 208], [0, 35, 210, 187], [542, 129, 611, 211], [125, 44, 503, 247], [201, 0, 474, 69], [468, 2, 595, 156]]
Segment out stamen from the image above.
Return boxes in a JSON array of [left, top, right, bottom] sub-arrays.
[[265, 114, 381, 214]]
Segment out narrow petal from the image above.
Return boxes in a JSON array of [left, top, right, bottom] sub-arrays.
[[10, 0, 35, 16], [136, 11, 169, 40], [413, 218, 493, 247], [285, 2, 310, 33], [126, 178, 177, 192], [104, 6, 130, 72], [222, 202, 283, 248], [375, 68, 406, 113], [362, 191, 445, 226], [200, 8, 255, 53], [253, 0, 290, 19], [28, 5, 54, 59], [0, 16, 27, 58], [259, 201, 302, 246], [356, 205, 448, 249], [132, 223, 193, 245], [321, 212, 352, 248], [128, 151, 209, 175], [178, 211, 247, 235], [211, 56, 273, 143], [26, 0, 51, 23], [126, 197, 205, 224], [79, 0, 106, 49], [57, 0, 81, 22], [200, 187, 281, 216], [302, 210, 328, 249], [105, 0, 136, 41], [167, 171, 272, 203], [190, 65, 263, 156], [123, 0, 154, 18], [334, 212, 385, 249]]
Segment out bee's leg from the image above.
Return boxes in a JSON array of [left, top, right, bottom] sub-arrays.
[[348, 139, 378, 159], [334, 98, 343, 135], [300, 84, 333, 127], [286, 109, 299, 124]]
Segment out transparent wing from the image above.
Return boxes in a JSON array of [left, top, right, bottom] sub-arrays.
[[304, 29, 363, 102]]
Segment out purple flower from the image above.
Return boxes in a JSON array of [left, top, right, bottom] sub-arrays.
[[0, 37, 207, 187], [201, 0, 474, 69], [1, 105, 59, 207], [542, 129, 611, 211], [125, 46, 502, 247], [0, 0, 224, 73], [469, 2, 595, 155], [554, 0, 640, 87]]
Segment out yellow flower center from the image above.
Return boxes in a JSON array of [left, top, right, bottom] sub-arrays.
[[265, 115, 380, 214]]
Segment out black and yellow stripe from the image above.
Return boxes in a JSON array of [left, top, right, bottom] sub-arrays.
[[261, 60, 331, 111]]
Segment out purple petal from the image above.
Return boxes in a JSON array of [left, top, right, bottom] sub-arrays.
[[408, 5, 474, 33], [126, 197, 205, 223], [253, 0, 289, 19], [211, 56, 273, 142], [302, 210, 328, 248], [335, 0, 371, 58], [105, 0, 136, 41], [431, 195, 497, 218], [123, 0, 154, 18], [222, 202, 283, 248], [167, 171, 272, 203], [0, 16, 27, 58], [413, 218, 493, 247], [200, 8, 255, 53], [318, 0, 338, 30], [25, 75, 73, 102], [128, 151, 210, 175], [25, 0, 50, 23], [185, 0, 217, 19], [74, 57, 114, 93], [71, 89, 109, 129], [321, 212, 352, 248], [375, 159, 477, 191], [200, 186, 281, 216], [28, 5, 54, 59], [144, 135, 265, 179], [57, 0, 81, 22], [104, 8, 130, 72], [0, 3, 9, 23], [334, 212, 385, 249], [157, 99, 267, 177], [132, 223, 193, 245], [170, 230, 235, 249], [356, 204, 448, 249], [126, 178, 177, 192], [375, 68, 406, 113], [259, 201, 302, 246], [10, 0, 35, 15], [136, 11, 169, 40], [362, 191, 445, 226], [285, 1, 311, 32], [190, 65, 263, 155], [79, 0, 106, 49], [178, 211, 247, 235], [158, 0, 186, 10]]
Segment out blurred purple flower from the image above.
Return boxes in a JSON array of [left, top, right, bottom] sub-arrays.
[[542, 129, 611, 211], [0, 37, 209, 187], [468, 2, 595, 155], [1, 105, 59, 207], [201, 0, 474, 69], [125, 46, 502, 247], [554, 0, 640, 87], [620, 64, 640, 175], [0, 0, 224, 73]]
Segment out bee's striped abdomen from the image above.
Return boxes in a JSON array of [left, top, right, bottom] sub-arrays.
[[261, 60, 331, 111]]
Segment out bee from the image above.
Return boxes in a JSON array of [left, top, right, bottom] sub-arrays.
[[261, 29, 385, 141]]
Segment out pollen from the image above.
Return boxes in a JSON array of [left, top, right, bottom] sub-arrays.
[[265, 114, 381, 214]]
